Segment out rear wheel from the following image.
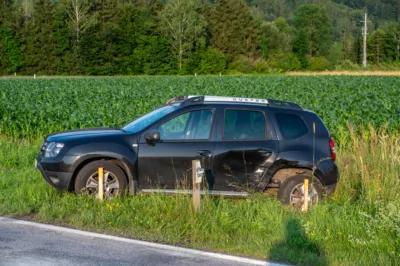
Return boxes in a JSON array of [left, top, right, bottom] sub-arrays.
[[74, 160, 127, 199], [277, 175, 323, 209]]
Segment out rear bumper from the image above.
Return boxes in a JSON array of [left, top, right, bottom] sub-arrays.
[[315, 158, 339, 187], [325, 183, 337, 195]]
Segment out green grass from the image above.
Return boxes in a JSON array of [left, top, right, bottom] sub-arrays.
[[0, 127, 399, 266]]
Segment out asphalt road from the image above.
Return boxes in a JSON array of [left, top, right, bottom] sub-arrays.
[[0, 217, 285, 266]]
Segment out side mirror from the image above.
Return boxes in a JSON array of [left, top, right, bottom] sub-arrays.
[[145, 130, 160, 145]]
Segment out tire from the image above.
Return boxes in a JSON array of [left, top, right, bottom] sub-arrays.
[[277, 175, 324, 209], [74, 160, 127, 199]]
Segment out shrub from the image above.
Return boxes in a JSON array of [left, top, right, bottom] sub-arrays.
[[228, 55, 254, 74], [195, 48, 226, 75], [268, 52, 301, 71], [253, 59, 269, 73], [308, 56, 330, 71]]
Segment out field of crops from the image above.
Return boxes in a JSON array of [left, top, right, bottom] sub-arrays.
[[0, 76, 399, 141]]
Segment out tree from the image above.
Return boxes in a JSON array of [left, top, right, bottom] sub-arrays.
[[116, 2, 175, 75], [368, 29, 386, 65], [293, 4, 333, 57], [21, 0, 58, 74], [246, 0, 294, 21], [159, 0, 207, 70], [209, 0, 260, 62], [64, 0, 95, 52], [385, 22, 400, 62], [293, 29, 309, 69], [0, 0, 22, 74], [0, 27, 22, 74], [21, 0, 35, 24], [341, 32, 357, 63], [80, 0, 120, 75], [260, 17, 292, 59]]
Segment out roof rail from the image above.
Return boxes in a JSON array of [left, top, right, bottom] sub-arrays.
[[204, 96, 268, 104], [165, 95, 302, 110], [267, 99, 302, 110], [165, 95, 190, 104]]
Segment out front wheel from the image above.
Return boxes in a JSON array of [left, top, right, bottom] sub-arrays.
[[277, 175, 324, 209], [74, 160, 127, 199]]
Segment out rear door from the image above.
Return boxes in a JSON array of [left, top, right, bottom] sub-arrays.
[[138, 108, 217, 189], [211, 107, 278, 191]]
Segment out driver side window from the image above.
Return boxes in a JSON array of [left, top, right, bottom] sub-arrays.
[[159, 110, 214, 141]]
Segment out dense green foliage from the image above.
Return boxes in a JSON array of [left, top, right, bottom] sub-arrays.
[[1, 0, 400, 75], [0, 76, 399, 140]]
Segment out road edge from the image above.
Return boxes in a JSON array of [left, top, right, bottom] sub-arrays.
[[0, 216, 288, 266]]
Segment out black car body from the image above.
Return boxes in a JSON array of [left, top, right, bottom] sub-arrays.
[[36, 96, 339, 205]]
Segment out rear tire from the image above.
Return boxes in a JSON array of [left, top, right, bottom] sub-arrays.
[[277, 175, 324, 209], [75, 160, 127, 199]]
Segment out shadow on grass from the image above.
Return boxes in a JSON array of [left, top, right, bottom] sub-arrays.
[[269, 218, 327, 266]]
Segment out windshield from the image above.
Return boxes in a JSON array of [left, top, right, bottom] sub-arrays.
[[122, 105, 179, 133]]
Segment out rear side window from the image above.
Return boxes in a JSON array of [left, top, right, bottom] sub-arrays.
[[224, 110, 266, 140], [275, 113, 308, 139]]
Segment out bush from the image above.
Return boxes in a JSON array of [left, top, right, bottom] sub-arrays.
[[308, 56, 330, 71], [268, 52, 301, 71], [195, 48, 226, 75], [335, 59, 360, 71], [253, 59, 269, 73], [228, 55, 254, 74]]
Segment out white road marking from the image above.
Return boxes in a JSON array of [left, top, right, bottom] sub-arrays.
[[0, 216, 287, 266]]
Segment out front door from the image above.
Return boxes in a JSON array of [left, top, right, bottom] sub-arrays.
[[138, 108, 216, 189], [211, 108, 278, 191]]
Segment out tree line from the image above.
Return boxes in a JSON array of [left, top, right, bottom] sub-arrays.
[[1, 0, 400, 75]]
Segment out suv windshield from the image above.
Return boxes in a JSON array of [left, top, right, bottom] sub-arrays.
[[122, 105, 179, 133]]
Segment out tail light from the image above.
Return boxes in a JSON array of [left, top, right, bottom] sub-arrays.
[[329, 137, 336, 161]]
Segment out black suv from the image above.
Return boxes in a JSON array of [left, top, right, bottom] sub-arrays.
[[35, 96, 339, 207]]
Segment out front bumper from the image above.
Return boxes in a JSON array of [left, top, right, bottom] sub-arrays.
[[35, 156, 73, 191]]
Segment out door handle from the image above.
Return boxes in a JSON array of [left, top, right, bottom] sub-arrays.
[[197, 150, 212, 157], [257, 149, 272, 156]]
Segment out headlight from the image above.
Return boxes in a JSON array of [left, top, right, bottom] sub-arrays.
[[44, 142, 64, 158]]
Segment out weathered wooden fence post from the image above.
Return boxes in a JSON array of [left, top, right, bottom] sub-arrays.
[[192, 160, 203, 211]]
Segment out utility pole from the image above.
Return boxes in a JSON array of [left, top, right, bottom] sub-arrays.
[[361, 13, 368, 67]]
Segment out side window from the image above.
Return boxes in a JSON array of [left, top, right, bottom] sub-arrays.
[[223, 110, 266, 140], [160, 112, 190, 135], [275, 113, 308, 139], [159, 110, 214, 140]]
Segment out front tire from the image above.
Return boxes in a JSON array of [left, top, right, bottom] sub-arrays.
[[277, 175, 324, 209], [74, 160, 127, 199]]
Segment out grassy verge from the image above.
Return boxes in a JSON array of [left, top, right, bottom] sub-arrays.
[[0, 127, 399, 266]]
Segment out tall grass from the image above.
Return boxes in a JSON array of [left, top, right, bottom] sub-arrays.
[[0, 127, 399, 266]]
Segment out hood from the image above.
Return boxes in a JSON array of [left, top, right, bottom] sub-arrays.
[[46, 128, 125, 142]]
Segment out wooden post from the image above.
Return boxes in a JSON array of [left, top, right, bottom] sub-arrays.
[[303, 179, 309, 212], [192, 160, 203, 211], [98, 167, 104, 201]]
